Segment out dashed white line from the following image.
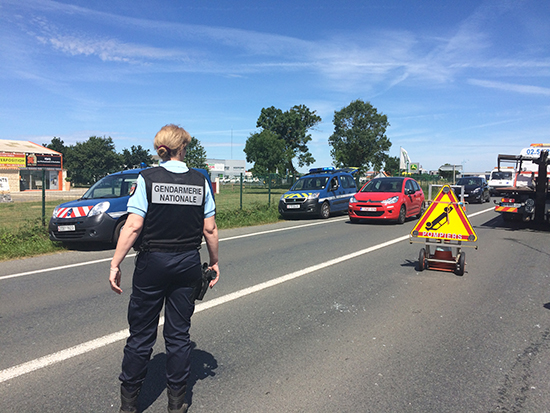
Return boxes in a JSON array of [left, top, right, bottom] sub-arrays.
[[0, 208, 494, 383], [0, 217, 348, 281], [0, 232, 407, 384]]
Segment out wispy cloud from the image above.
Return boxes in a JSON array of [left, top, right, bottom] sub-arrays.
[[468, 79, 550, 96]]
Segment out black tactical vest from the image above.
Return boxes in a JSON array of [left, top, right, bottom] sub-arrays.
[[135, 167, 206, 252]]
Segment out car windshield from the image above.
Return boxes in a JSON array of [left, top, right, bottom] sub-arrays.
[[361, 178, 404, 193], [491, 171, 513, 180], [81, 173, 139, 199], [291, 176, 329, 191], [457, 177, 482, 186]]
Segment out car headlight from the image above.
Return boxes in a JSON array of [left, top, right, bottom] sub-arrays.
[[52, 206, 61, 219], [349, 196, 357, 204], [382, 196, 399, 204], [280, 195, 285, 201], [307, 193, 320, 199], [472, 188, 481, 194], [88, 201, 110, 217]]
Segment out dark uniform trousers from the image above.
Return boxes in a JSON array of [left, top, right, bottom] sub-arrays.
[[119, 250, 202, 390]]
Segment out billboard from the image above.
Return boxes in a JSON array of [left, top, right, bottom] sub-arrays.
[[26, 154, 62, 168], [0, 153, 26, 168]]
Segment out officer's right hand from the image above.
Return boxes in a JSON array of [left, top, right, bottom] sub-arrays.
[[109, 267, 123, 294]]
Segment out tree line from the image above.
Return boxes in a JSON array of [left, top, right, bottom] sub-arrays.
[[43, 136, 208, 186], [44, 98, 402, 186], [244, 99, 400, 177]]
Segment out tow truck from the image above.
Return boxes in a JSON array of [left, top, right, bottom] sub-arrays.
[[493, 143, 550, 224]]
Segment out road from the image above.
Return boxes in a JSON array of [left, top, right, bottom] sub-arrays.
[[1, 201, 550, 412]]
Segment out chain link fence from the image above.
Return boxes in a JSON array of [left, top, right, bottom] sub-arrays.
[[214, 173, 296, 212]]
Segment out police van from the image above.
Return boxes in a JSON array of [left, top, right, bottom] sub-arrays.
[[48, 167, 212, 244], [278, 167, 357, 219]]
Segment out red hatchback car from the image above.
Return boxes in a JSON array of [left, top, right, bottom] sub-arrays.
[[348, 177, 425, 224]]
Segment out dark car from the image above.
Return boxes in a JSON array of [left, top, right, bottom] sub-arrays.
[[348, 177, 425, 224], [455, 176, 490, 203]]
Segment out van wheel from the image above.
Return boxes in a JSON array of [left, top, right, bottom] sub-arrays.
[[112, 220, 125, 246], [319, 202, 330, 219]]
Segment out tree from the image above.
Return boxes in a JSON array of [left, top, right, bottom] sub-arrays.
[[121, 145, 153, 169], [65, 136, 123, 185], [384, 156, 400, 176], [43, 137, 66, 156], [253, 104, 321, 175], [244, 130, 286, 175], [185, 137, 208, 170], [328, 100, 391, 174]]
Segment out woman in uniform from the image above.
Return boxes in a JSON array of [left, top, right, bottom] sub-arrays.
[[109, 124, 219, 413]]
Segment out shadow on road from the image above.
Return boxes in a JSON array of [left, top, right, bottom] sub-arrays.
[[60, 242, 115, 252], [138, 342, 218, 412], [478, 215, 550, 234]]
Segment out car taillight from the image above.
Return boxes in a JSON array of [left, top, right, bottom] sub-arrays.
[[501, 198, 515, 203]]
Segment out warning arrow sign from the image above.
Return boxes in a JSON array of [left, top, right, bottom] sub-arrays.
[[411, 185, 477, 242]]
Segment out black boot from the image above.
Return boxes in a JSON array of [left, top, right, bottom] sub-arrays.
[[167, 385, 188, 413], [120, 384, 140, 413]]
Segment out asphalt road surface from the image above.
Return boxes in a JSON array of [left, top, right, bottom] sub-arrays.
[[1, 201, 550, 412]]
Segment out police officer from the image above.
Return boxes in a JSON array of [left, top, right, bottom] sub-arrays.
[[109, 124, 219, 413]]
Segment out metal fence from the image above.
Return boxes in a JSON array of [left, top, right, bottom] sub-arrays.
[[215, 173, 294, 211], [0, 187, 89, 229]]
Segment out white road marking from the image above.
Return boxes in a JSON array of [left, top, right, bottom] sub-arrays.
[[0, 231, 406, 384], [0, 217, 348, 281], [0, 207, 495, 383]]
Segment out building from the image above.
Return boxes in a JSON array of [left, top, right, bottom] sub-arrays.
[[0, 139, 66, 192], [206, 158, 247, 179]]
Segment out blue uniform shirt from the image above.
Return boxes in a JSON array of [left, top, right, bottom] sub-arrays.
[[128, 161, 216, 219]]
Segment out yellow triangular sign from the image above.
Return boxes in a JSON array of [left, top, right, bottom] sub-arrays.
[[411, 185, 477, 242]]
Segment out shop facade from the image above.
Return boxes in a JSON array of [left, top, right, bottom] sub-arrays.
[[0, 140, 65, 193]]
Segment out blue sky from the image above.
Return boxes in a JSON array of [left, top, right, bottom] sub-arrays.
[[1, 0, 549, 174]]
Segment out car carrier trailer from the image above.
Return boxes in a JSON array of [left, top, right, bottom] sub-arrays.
[[494, 144, 550, 224]]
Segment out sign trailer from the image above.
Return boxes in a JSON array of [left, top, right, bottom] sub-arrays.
[[410, 185, 478, 276]]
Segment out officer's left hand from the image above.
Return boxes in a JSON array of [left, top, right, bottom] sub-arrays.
[[209, 263, 220, 288]]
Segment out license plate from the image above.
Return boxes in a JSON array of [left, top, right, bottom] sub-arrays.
[[58, 225, 76, 232], [360, 207, 377, 212], [286, 204, 300, 209]]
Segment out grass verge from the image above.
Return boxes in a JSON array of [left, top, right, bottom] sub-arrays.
[[0, 219, 65, 261], [0, 202, 283, 262]]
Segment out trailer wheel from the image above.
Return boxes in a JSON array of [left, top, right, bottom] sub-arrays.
[[455, 252, 465, 276], [418, 248, 426, 271]]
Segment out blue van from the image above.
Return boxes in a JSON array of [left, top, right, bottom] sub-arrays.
[[48, 167, 212, 244], [278, 167, 357, 219]]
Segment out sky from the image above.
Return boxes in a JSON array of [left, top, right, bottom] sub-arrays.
[[0, 0, 549, 174]]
